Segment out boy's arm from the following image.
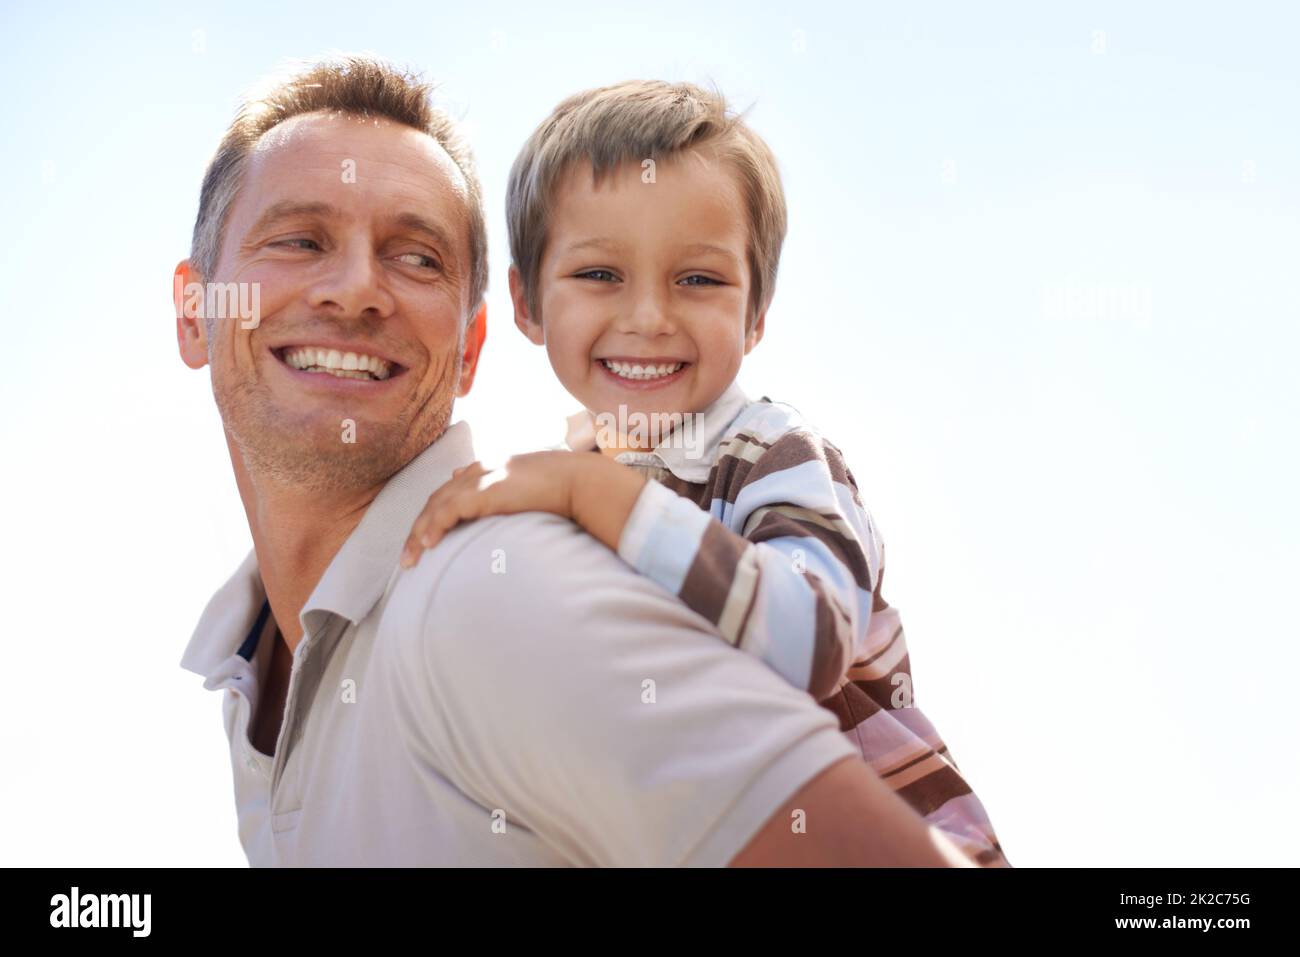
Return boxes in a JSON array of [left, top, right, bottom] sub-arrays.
[[395, 432, 874, 699], [576, 428, 878, 701]]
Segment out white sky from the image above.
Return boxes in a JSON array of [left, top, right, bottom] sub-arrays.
[[1, 0, 1296, 866]]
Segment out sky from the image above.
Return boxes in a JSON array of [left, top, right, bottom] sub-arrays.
[[0, 0, 1296, 867]]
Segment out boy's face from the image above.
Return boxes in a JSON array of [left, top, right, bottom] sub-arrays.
[[516, 150, 764, 445]]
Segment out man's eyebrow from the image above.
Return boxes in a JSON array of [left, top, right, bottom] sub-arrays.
[[392, 212, 459, 259], [245, 200, 339, 236]]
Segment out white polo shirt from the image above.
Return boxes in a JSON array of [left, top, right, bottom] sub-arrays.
[[180, 419, 858, 866]]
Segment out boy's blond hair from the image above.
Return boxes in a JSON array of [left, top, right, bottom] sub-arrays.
[[506, 80, 787, 330]]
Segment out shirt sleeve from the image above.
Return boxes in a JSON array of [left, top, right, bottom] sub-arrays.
[[617, 429, 881, 701], [818, 552, 1014, 867], [396, 511, 860, 867]]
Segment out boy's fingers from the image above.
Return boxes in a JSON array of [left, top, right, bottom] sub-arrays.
[[401, 481, 463, 569], [400, 508, 455, 569], [401, 501, 444, 565], [400, 532, 422, 568], [401, 479, 496, 570], [420, 494, 472, 547], [405, 503, 439, 549]]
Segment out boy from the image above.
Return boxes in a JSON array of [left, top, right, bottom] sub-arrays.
[[400, 80, 1009, 866]]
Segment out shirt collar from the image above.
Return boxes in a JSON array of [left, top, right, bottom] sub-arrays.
[[180, 419, 477, 679], [562, 380, 752, 483]]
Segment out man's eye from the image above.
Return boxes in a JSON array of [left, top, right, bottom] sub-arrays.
[[679, 274, 722, 286], [397, 252, 441, 270], [272, 238, 322, 251], [576, 269, 618, 282]]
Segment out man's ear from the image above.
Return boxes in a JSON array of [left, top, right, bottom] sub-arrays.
[[744, 307, 767, 354], [175, 259, 210, 370], [509, 265, 544, 346], [455, 301, 488, 397]]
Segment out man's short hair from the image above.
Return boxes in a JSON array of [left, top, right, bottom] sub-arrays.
[[505, 79, 788, 329], [190, 54, 488, 317]]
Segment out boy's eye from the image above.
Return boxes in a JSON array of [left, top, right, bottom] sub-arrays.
[[575, 269, 619, 282], [679, 274, 722, 287], [396, 252, 442, 270]]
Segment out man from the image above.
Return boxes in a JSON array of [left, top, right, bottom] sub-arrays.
[[176, 55, 975, 866]]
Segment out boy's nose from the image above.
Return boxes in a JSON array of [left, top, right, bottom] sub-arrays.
[[618, 288, 678, 336]]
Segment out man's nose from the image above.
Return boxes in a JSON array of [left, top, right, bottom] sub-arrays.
[[307, 239, 396, 318]]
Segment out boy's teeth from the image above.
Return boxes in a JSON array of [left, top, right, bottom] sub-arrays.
[[283, 347, 392, 380], [602, 359, 684, 380]]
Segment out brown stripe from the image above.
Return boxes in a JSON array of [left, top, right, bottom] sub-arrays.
[[895, 762, 974, 818], [802, 570, 854, 700], [852, 624, 904, 671], [678, 519, 748, 628], [707, 446, 758, 503], [872, 555, 890, 612], [822, 438, 866, 509], [711, 431, 820, 505], [975, 846, 1012, 867], [819, 676, 882, 732], [729, 431, 774, 452], [730, 566, 762, 653], [655, 473, 711, 509], [742, 434, 816, 475], [844, 646, 911, 701], [744, 509, 873, 591]]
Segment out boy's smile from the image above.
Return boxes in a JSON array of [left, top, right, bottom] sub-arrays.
[[514, 149, 765, 449], [595, 356, 689, 390]]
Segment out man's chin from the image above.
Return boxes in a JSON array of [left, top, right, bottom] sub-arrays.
[[230, 420, 417, 494], [214, 368, 455, 494]]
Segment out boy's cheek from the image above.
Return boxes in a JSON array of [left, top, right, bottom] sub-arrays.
[[544, 339, 592, 395]]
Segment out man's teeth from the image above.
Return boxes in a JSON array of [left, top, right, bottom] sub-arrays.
[[601, 359, 684, 380], [283, 347, 392, 380]]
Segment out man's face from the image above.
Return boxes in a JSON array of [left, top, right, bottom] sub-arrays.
[[519, 150, 762, 443], [178, 111, 484, 492]]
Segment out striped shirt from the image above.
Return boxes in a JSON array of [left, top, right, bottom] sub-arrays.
[[564, 381, 1011, 866]]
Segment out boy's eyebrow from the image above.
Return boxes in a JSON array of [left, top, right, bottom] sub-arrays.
[[561, 238, 741, 259], [562, 236, 627, 254], [679, 242, 742, 260]]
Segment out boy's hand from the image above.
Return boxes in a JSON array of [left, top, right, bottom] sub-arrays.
[[400, 450, 601, 568]]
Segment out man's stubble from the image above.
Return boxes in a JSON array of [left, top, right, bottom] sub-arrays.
[[211, 334, 462, 495]]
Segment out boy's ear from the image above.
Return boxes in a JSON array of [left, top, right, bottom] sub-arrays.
[[509, 265, 545, 346], [175, 258, 210, 370], [455, 301, 488, 397], [744, 307, 767, 354]]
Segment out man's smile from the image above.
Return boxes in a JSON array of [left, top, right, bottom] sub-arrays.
[[281, 345, 394, 380], [269, 341, 410, 391]]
